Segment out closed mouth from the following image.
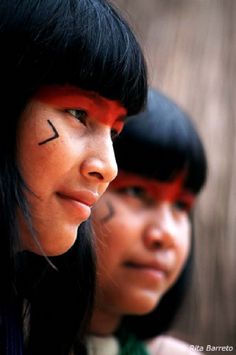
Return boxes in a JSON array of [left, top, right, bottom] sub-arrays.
[[56, 190, 99, 207], [124, 261, 167, 275]]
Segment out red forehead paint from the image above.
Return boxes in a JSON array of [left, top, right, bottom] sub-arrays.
[[35, 85, 127, 131], [111, 171, 195, 210]]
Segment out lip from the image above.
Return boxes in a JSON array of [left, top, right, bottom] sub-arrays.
[[57, 190, 99, 207], [124, 259, 168, 278], [56, 190, 99, 220]]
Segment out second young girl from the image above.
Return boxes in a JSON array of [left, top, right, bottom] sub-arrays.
[[89, 88, 207, 354]]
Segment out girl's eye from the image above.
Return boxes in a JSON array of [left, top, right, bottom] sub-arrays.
[[173, 200, 191, 212], [119, 186, 144, 197], [117, 186, 155, 205], [66, 109, 87, 125]]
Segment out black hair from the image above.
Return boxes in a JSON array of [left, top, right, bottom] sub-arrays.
[[0, 0, 147, 116], [114, 88, 207, 339], [16, 222, 96, 355], [114, 88, 207, 195], [0, 0, 147, 354]]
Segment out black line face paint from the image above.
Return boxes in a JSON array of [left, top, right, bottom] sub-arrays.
[[38, 119, 59, 145], [101, 200, 115, 223]]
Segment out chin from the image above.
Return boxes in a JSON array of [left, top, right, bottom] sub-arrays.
[[32, 232, 78, 256], [129, 302, 157, 315], [123, 291, 162, 316], [45, 239, 77, 256]]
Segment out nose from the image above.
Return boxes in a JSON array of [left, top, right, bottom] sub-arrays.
[[80, 136, 118, 184], [143, 204, 176, 250]]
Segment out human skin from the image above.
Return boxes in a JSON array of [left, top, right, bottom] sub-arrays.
[[90, 172, 193, 334], [17, 85, 126, 256]]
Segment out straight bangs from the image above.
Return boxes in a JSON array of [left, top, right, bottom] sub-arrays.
[[1, 0, 147, 116], [61, 0, 147, 116], [114, 89, 207, 194]]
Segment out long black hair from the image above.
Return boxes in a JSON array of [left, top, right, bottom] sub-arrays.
[[0, 0, 147, 354], [114, 88, 207, 339]]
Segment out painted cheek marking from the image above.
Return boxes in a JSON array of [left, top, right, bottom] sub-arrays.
[[100, 200, 115, 223], [111, 171, 195, 209], [38, 119, 59, 145], [35, 85, 127, 129]]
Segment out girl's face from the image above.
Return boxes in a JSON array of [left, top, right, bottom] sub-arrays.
[[91, 171, 193, 333], [17, 85, 126, 256]]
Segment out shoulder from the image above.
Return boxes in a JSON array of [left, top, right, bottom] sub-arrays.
[[146, 335, 204, 354]]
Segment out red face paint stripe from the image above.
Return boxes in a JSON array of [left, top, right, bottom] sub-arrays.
[[35, 85, 127, 128], [111, 170, 195, 208], [112, 119, 125, 134]]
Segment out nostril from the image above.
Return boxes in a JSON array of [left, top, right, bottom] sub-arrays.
[[88, 171, 104, 180]]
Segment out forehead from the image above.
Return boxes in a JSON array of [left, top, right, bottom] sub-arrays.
[[34, 85, 127, 126], [111, 171, 194, 203]]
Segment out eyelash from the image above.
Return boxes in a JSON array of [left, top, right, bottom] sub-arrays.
[[118, 186, 142, 196], [111, 128, 119, 141], [111, 120, 125, 141], [118, 186, 154, 205], [173, 200, 191, 212], [65, 110, 122, 141], [65, 109, 87, 125], [118, 187, 192, 212]]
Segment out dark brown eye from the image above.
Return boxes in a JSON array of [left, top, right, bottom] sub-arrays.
[[118, 186, 143, 196], [173, 200, 190, 212], [66, 109, 87, 125], [117, 186, 155, 206]]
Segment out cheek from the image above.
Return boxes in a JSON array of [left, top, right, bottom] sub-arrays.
[[18, 108, 79, 181], [105, 200, 142, 237], [18, 136, 62, 185], [93, 196, 143, 264], [18, 105, 53, 171], [94, 210, 135, 260], [166, 222, 191, 291], [175, 220, 191, 266]]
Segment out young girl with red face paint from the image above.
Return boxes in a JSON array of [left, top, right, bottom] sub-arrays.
[[0, 0, 147, 354], [89, 88, 207, 354]]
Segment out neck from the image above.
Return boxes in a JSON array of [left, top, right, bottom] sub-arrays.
[[89, 308, 122, 336]]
